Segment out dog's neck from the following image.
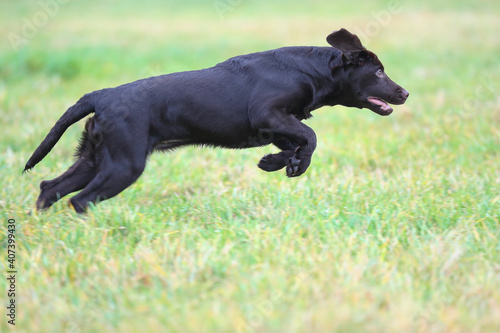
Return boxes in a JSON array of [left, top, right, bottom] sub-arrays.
[[295, 48, 348, 117]]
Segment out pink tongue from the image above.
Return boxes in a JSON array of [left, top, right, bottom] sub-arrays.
[[368, 97, 391, 111]]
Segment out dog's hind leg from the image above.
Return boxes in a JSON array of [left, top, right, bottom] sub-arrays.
[[68, 121, 149, 213], [68, 150, 147, 213], [36, 157, 97, 210]]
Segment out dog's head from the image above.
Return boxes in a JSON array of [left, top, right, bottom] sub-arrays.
[[327, 28, 409, 116]]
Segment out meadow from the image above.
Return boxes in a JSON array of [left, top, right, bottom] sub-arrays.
[[0, 0, 499, 332]]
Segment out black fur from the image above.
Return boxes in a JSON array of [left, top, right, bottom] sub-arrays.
[[25, 29, 409, 213]]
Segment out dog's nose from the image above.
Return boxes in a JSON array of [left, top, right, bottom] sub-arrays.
[[400, 88, 409, 99]]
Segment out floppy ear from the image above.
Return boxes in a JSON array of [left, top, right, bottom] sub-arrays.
[[326, 28, 373, 66], [326, 28, 365, 53]]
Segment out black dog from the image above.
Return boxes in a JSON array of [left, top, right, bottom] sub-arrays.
[[25, 29, 408, 213]]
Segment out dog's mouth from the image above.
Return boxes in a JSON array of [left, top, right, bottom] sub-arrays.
[[367, 97, 393, 116]]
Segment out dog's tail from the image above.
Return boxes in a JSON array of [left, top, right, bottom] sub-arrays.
[[23, 93, 95, 173]]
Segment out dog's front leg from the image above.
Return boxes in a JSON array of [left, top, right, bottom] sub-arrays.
[[257, 115, 317, 177]]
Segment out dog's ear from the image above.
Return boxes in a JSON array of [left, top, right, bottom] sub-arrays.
[[327, 28, 365, 53], [327, 28, 373, 66]]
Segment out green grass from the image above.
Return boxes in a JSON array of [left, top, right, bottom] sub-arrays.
[[1, 0, 500, 332]]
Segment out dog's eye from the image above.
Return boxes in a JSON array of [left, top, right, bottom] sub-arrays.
[[376, 69, 384, 77]]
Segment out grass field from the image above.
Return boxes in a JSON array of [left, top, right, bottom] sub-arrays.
[[1, 0, 499, 332]]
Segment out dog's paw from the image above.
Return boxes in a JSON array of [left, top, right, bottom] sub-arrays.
[[35, 197, 51, 211], [286, 156, 303, 177], [258, 153, 288, 172]]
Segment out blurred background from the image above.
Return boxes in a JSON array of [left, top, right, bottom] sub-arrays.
[[1, 0, 499, 332], [1, 0, 499, 167]]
